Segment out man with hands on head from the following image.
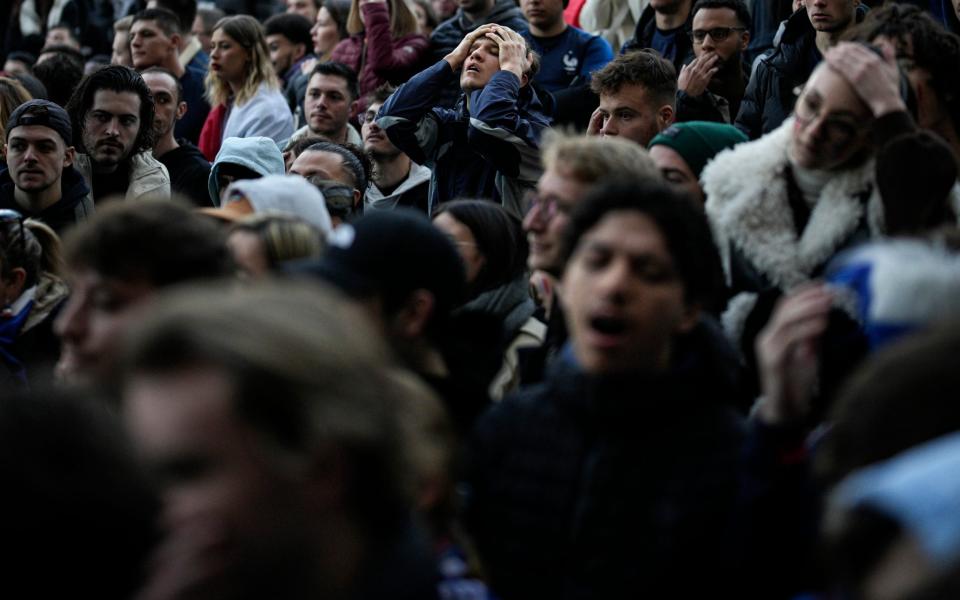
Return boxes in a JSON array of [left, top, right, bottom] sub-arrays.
[[378, 24, 550, 217], [676, 0, 750, 123]]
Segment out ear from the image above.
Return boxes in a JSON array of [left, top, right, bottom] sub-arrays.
[[658, 104, 675, 130], [392, 289, 435, 339], [349, 98, 360, 119], [2, 267, 28, 301], [170, 32, 182, 50], [352, 188, 362, 207], [519, 72, 529, 88], [739, 30, 750, 52], [63, 145, 76, 168], [175, 100, 188, 120]]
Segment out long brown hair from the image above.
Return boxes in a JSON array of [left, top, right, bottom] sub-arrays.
[[205, 15, 279, 107], [346, 0, 419, 39]]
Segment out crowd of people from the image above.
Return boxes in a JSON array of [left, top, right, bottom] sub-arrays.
[[1, 0, 960, 598]]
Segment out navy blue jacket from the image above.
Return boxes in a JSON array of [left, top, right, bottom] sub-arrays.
[[378, 59, 550, 218]]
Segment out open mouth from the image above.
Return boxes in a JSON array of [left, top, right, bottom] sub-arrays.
[[465, 64, 480, 73], [590, 316, 627, 336]]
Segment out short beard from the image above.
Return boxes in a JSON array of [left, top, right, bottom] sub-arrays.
[[369, 147, 402, 162]]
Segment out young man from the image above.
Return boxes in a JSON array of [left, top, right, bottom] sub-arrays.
[[361, 87, 430, 212], [0, 99, 93, 234], [130, 8, 210, 144], [141, 67, 211, 207], [622, 0, 695, 72], [379, 24, 550, 217], [587, 49, 676, 146], [647, 120, 746, 205], [429, 0, 529, 107], [466, 179, 744, 598], [735, 0, 863, 139], [290, 62, 363, 145], [676, 0, 751, 123], [146, 0, 211, 71], [264, 12, 316, 89], [65, 65, 171, 203], [290, 141, 368, 220], [54, 201, 231, 387]]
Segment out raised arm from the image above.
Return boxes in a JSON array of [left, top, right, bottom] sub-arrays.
[[360, 0, 430, 78]]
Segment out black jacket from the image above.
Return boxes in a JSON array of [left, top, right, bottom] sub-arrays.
[[621, 5, 694, 74], [734, 9, 819, 140], [0, 165, 92, 236], [465, 319, 746, 599], [157, 140, 213, 208]]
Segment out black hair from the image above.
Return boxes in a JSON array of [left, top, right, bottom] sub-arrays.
[[32, 54, 83, 109], [310, 61, 360, 101], [11, 73, 47, 101], [37, 44, 84, 68], [5, 51, 37, 68], [151, 0, 199, 33], [131, 7, 183, 36], [432, 199, 528, 295], [264, 13, 314, 49], [364, 83, 395, 112], [63, 200, 231, 286], [561, 179, 725, 312], [691, 0, 751, 29], [65, 65, 157, 156], [304, 140, 368, 192], [141, 66, 184, 104]]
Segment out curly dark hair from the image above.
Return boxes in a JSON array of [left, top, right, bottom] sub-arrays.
[[65, 65, 156, 156], [590, 49, 677, 108]]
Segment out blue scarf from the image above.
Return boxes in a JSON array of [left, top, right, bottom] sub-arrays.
[[0, 298, 34, 385]]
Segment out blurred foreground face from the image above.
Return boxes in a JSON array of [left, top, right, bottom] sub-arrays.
[[125, 365, 313, 599], [227, 229, 270, 278], [524, 165, 587, 274], [649, 145, 703, 205], [562, 210, 695, 374]]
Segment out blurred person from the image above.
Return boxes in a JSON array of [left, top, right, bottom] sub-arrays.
[[647, 120, 747, 205], [198, 15, 294, 161], [465, 179, 743, 599], [65, 65, 170, 203], [85, 54, 112, 74], [3, 51, 37, 77], [2, 0, 84, 60], [44, 23, 80, 49], [433, 199, 545, 398], [207, 136, 285, 205], [379, 24, 550, 217], [192, 5, 225, 54], [130, 8, 211, 144], [32, 51, 83, 108], [676, 0, 751, 123], [621, 0, 695, 73], [226, 212, 325, 277], [145, 0, 211, 71], [428, 0, 529, 107], [35, 43, 84, 68], [121, 281, 439, 600], [287, 0, 322, 23], [264, 13, 315, 90], [9, 73, 46, 106], [310, 0, 352, 63], [735, 0, 864, 139], [112, 15, 135, 67], [282, 133, 327, 170], [205, 174, 334, 235], [361, 85, 430, 212], [1, 100, 93, 234], [290, 140, 367, 212], [331, 0, 429, 108], [579, 0, 648, 50], [411, 0, 439, 36], [54, 200, 231, 387], [291, 61, 363, 145], [0, 213, 67, 387], [587, 49, 676, 145], [432, 0, 458, 21], [0, 77, 33, 147], [141, 67, 211, 207]]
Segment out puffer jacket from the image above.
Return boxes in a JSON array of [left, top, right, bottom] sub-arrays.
[[331, 2, 429, 110], [621, 3, 693, 72]]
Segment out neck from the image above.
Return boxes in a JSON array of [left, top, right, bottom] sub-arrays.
[[373, 153, 411, 191], [321, 124, 349, 144], [13, 178, 62, 212], [91, 160, 119, 174], [531, 19, 566, 37], [464, 1, 495, 22], [162, 55, 185, 78], [815, 27, 846, 55], [655, 0, 690, 30], [394, 336, 448, 379], [153, 132, 180, 158]]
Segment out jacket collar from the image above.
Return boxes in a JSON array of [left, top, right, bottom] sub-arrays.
[[703, 118, 884, 290]]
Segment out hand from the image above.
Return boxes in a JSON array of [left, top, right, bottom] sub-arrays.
[[754, 284, 833, 427], [825, 41, 905, 118], [587, 107, 604, 136], [486, 25, 528, 80], [678, 54, 720, 97], [133, 520, 236, 600], [444, 24, 496, 71]]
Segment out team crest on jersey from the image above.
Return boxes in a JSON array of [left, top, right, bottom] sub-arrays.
[[562, 51, 579, 74]]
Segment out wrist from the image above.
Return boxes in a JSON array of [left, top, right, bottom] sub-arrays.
[[871, 97, 907, 118]]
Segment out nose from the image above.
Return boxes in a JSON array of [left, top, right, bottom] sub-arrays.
[[522, 201, 547, 232], [53, 295, 88, 345], [600, 115, 617, 137], [595, 257, 631, 303], [701, 35, 716, 51], [104, 116, 121, 136]]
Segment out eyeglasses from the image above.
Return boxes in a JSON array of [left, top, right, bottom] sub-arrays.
[[0, 209, 26, 260], [523, 191, 562, 222], [792, 91, 865, 146], [689, 27, 747, 43]]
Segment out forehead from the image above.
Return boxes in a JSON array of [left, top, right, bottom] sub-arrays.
[[803, 63, 868, 115], [266, 33, 292, 45], [8, 124, 63, 145], [579, 211, 673, 261], [469, 38, 499, 53], [308, 73, 349, 93], [366, 101, 383, 115], [294, 149, 347, 173], [211, 28, 236, 42], [693, 7, 741, 27], [132, 19, 166, 34], [538, 165, 587, 203], [599, 83, 654, 112], [91, 89, 142, 114], [142, 72, 178, 94]]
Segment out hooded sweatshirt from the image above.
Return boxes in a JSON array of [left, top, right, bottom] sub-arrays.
[[225, 174, 334, 235], [208, 136, 286, 205], [0, 165, 93, 236], [364, 162, 431, 213]]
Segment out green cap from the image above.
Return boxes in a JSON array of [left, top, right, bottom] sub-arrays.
[[648, 121, 748, 178]]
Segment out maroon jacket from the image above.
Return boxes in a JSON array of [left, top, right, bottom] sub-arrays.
[[331, 1, 429, 108]]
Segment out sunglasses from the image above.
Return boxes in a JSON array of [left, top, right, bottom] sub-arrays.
[[688, 26, 747, 43], [0, 209, 26, 260]]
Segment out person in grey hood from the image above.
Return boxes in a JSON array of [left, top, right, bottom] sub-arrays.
[[207, 136, 286, 205], [429, 0, 529, 107]]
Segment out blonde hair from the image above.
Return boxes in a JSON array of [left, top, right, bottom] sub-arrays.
[[541, 129, 660, 184], [346, 0, 419, 39], [205, 15, 280, 107], [0, 77, 32, 143], [229, 213, 325, 270]]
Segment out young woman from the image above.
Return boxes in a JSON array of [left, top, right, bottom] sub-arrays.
[[433, 200, 546, 399], [199, 15, 295, 160], [311, 0, 351, 63], [331, 0, 428, 109]]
